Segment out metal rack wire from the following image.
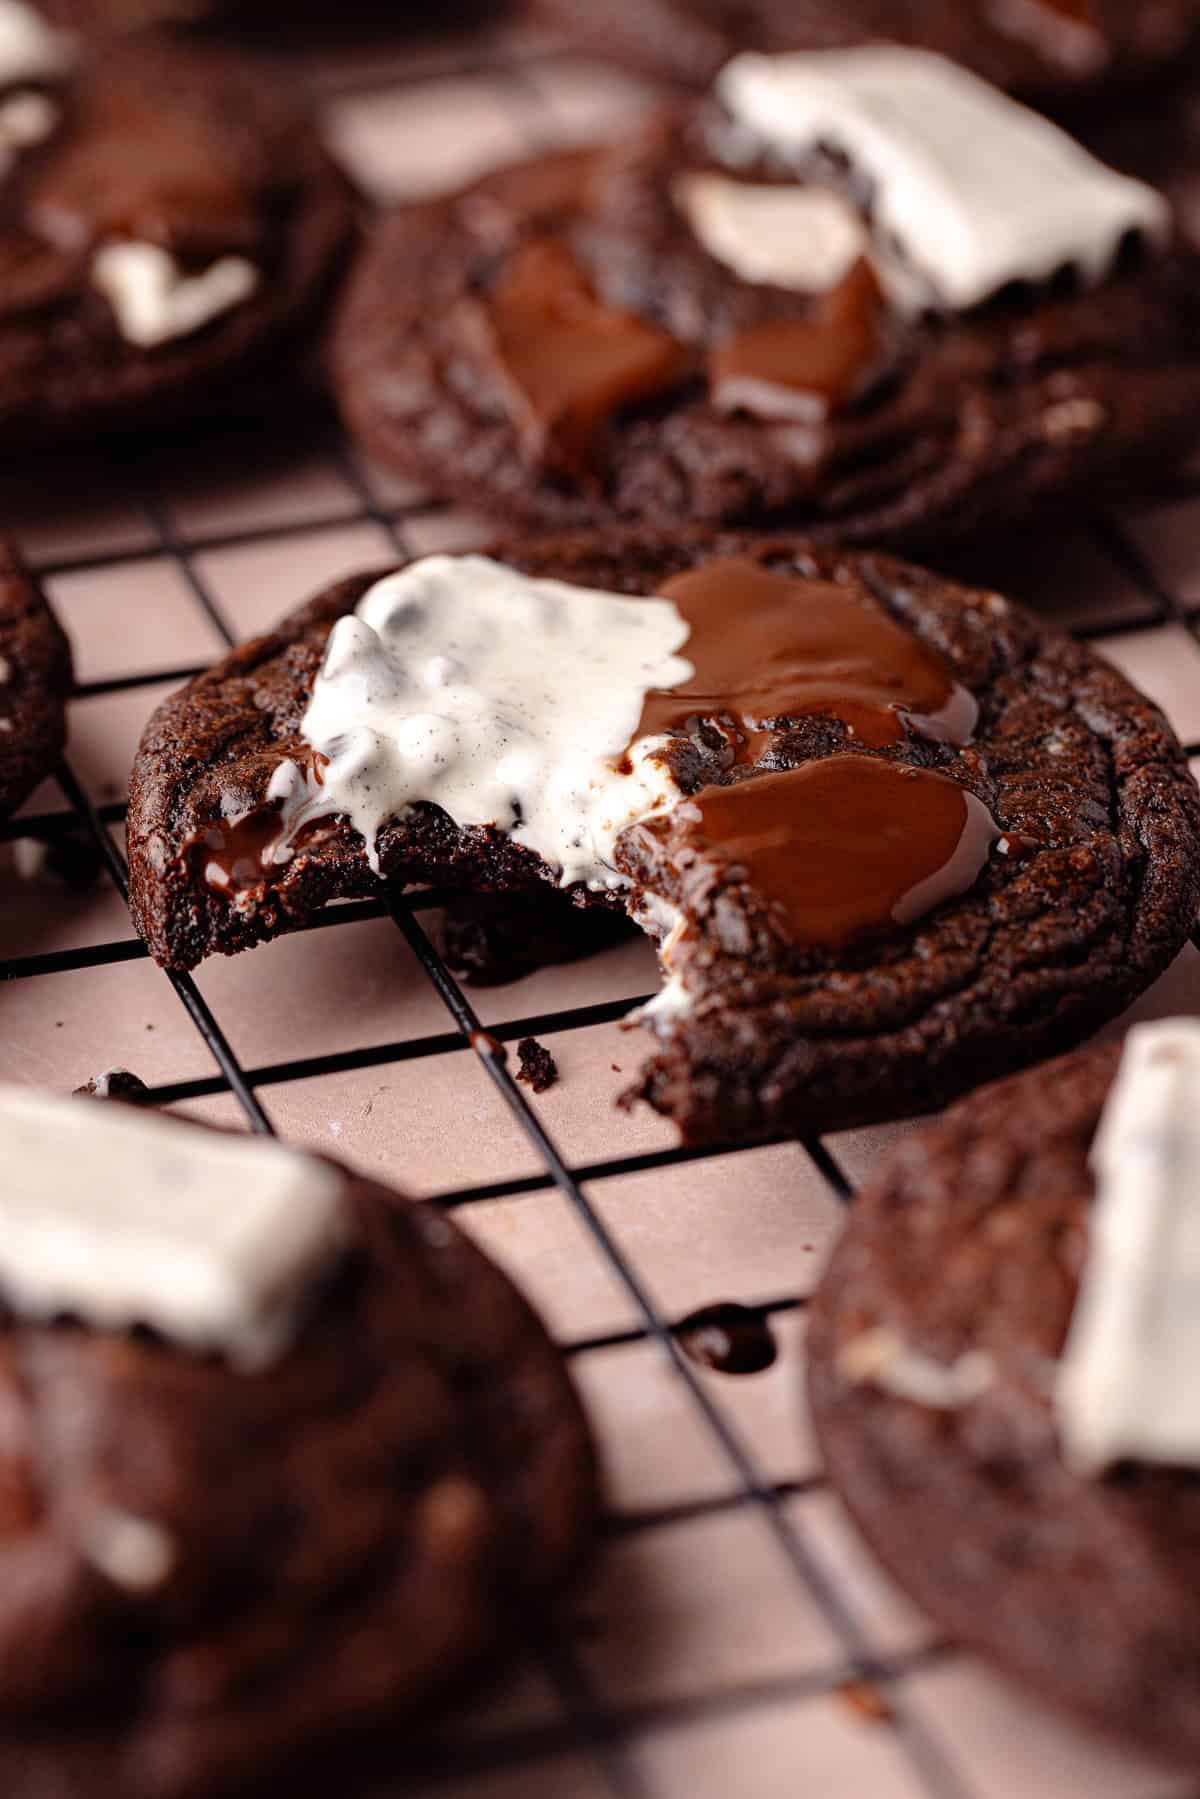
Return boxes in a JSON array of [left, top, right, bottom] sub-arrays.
[[5, 35, 1200, 1799]]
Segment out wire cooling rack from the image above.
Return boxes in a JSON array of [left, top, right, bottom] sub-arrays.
[[5, 22, 1200, 1799]]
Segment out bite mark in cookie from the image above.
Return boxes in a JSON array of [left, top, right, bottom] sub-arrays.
[[127, 535, 1200, 1145]]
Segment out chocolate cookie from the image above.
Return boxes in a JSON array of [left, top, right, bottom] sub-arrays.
[[332, 55, 1200, 549], [0, 1088, 597, 1797], [807, 1033, 1200, 1764], [541, 0, 1200, 108], [0, 23, 353, 447], [126, 534, 1200, 1146], [0, 541, 71, 820]]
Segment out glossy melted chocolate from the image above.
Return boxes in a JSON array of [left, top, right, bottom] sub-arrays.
[[670, 754, 998, 950], [474, 238, 690, 476], [709, 260, 890, 423], [644, 555, 976, 751]]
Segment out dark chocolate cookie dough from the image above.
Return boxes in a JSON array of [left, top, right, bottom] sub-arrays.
[[0, 541, 71, 819], [330, 124, 1200, 550], [807, 1038, 1200, 1765], [541, 0, 1200, 109], [0, 1115, 597, 1798], [126, 533, 1200, 1146], [0, 35, 353, 448]]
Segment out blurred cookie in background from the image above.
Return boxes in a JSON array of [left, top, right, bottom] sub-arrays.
[[539, 0, 1200, 111], [0, 8, 353, 447], [331, 48, 1200, 548]]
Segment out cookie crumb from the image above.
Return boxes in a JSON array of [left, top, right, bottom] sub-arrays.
[[74, 1069, 150, 1104], [516, 1037, 558, 1093], [837, 1679, 894, 1725]]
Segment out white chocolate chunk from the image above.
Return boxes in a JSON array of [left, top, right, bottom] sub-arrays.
[[716, 47, 1167, 311], [0, 0, 71, 87], [674, 172, 869, 294], [0, 87, 54, 149], [91, 242, 259, 349], [0, 1085, 346, 1368], [273, 554, 694, 892], [839, 1326, 995, 1409], [1058, 1020, 1200, 1473]]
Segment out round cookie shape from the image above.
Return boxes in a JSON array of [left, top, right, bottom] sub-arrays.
[[806, 1037, 1200, 1764], [125, 533, 1200, 1145], [540, 0, 1200, 109], [0, 541, 71, 819], [330, 95, 1200, 549], [0, 32, 353, 446], [0, 1098, 597, 1797]]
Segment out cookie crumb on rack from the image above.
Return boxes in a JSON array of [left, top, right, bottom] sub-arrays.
[[516, 1037, 558, 1093]]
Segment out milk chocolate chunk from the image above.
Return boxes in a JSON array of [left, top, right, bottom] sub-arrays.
[[709, 260, 892, 423], [468, 238, 691, 476], [665, 755, 998, 950], [646, 555, 976, 750]]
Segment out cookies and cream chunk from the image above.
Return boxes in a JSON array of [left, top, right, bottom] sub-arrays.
[[0, 1085, 346, 1367], [1058, 1020, 1200, 1473], [92, 242, 260, 349], [268, 554, 694, 892], [710, 46, 1167, 311]]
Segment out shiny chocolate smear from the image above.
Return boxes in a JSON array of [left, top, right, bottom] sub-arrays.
[[709, 259, 888, 422], [676, 1303, 778, 1375], [674, 754, 999, 949], [642, 556, 976, 752], [474, 238, 691, 477], [201, 807, 289, 895]]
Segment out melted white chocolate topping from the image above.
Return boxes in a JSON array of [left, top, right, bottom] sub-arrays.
[[269, 554, 694, 892]]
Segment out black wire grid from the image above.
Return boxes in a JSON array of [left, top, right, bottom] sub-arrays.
[[5, 42, 1200, 1799]]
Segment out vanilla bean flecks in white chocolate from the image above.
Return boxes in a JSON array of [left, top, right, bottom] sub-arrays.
[[92, 242, 260, 349], [0, 1086, 346, 1367], [713, 47, 1167, 312], [1057, 1020, 1200, 1473], [269, 554, 694, 891]]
